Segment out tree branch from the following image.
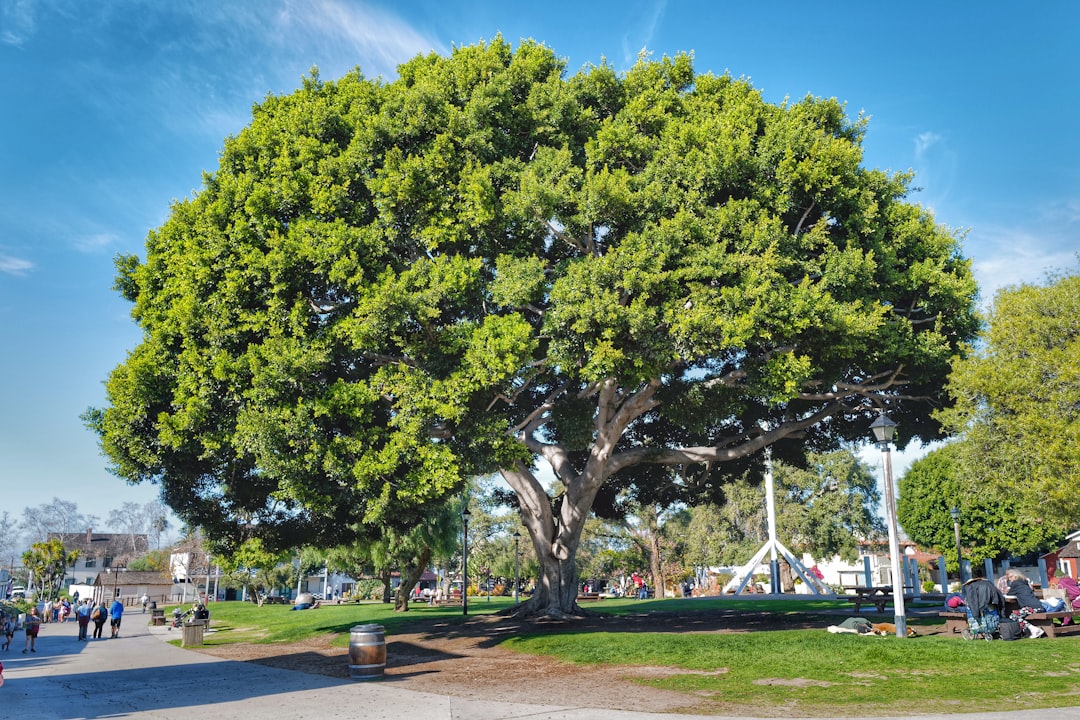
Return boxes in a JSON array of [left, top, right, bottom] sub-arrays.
[[606, 401, 847, 475], [793, 201, 816, 237], [361, 351, 417, 367]]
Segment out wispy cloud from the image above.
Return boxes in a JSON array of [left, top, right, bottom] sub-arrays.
[[0, 0, 36, 46], [69, 1, 443, 144], [73, 232, 120, 253], [911, 130, 957, 211], [966, 200, 1080, 304], [0, 252, 33, 275], [275, 0, 444, 78], [621, 0, 669, 69], [914, 131, 942, 158]]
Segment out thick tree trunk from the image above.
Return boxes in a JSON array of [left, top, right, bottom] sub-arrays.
[[780, 559, 795, 593], [393, 547, 432, 612], [244, 581, 264, 606], [648, 532, 666, 599], [501, 463, 602, 618]]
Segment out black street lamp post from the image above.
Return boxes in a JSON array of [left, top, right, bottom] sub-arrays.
[[950, 506, 963, 584], [869, 412, 907, 639], [106, 566, 127, 603], [461, 507, 470, 617]]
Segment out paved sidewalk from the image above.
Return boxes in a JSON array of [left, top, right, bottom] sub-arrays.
[[2, 613, 1079, 720]]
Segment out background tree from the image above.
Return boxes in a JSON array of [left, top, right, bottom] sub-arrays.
[[0, 510, 21, 568], [575, 516, 644, 593], [676, 450, 883, 588], [897, 443, 1060, 569], [937, 270, 1080, 537], [22, 538, 78, 598], [653, 507, 696, 593], [776, 450, 884, 564], [681, 504, 736, 590], [327, 499, 461, 611], [87, 38, 979, 618], [619, 503, 676, 598], [169, 530, 213, 601], [286, 546, 329, 598], [106, 501, 160, 553], [21, 498, 95, 544], [217, 538, 293, 606], [126, 548, 172, 574]]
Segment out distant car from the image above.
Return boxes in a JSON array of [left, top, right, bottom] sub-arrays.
[[10, 586, 27, 600]]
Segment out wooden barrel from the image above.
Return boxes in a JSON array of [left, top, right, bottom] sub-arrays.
[[348, 624, 386, 680]]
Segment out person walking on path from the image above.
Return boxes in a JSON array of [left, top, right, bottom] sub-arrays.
[[75, 598, 93, 641], [91, 601, 109, 639], [2, 612, 15, 650], [109, 598, 125, 638], [22, 606, 41, 653]]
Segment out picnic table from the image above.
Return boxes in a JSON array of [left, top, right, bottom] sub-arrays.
[[939, 609, 1078, 638], [940, 596, 1079, 638], [841, 586, 898, 613], [840, 587, 945, 612]]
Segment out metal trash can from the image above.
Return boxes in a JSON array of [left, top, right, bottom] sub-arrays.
[[348, 624, 385, 680], [181, 620, 205, 647]]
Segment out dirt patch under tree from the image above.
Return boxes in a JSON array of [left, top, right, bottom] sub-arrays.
[[192, 607, 947, 716]]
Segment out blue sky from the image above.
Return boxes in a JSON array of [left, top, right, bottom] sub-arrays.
[[1, 0, 1077, 531]]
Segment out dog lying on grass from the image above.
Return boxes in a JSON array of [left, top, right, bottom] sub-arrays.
[[872, 622, 918, 637], [827, 618, 918, 636]]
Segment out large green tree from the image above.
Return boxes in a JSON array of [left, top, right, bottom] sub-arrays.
[[896, 443, 1057, 570], [86, 38, 978, 618], [936, 270, 1080, 537]]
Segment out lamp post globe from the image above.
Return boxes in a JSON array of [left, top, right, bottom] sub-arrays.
[[869, 413, 897, 446]]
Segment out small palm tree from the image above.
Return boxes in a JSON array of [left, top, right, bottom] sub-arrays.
[[22, 538, 79, 597]]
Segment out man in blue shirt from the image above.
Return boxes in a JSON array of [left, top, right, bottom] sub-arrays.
[[75, 598, 93, 641], [109, 598, 124, 638]]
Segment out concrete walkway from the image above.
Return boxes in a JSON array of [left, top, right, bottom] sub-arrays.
[[2, 612, 1079, 720]]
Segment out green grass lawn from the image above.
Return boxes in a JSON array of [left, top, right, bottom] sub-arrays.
[[169, 597, 1080, 716]]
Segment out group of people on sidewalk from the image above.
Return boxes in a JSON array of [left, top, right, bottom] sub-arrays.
[[73, 597, 126, 642], [0, 597, 126, 656]]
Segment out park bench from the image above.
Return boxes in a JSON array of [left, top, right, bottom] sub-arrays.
[[575, 592, 602, 602], [939, 610, 1078, 638]]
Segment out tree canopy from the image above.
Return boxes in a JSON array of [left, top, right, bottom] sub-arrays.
[[896, 442, 1061, 569], [86, 37, 979, 617], [936, 270, 1080, 538]]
